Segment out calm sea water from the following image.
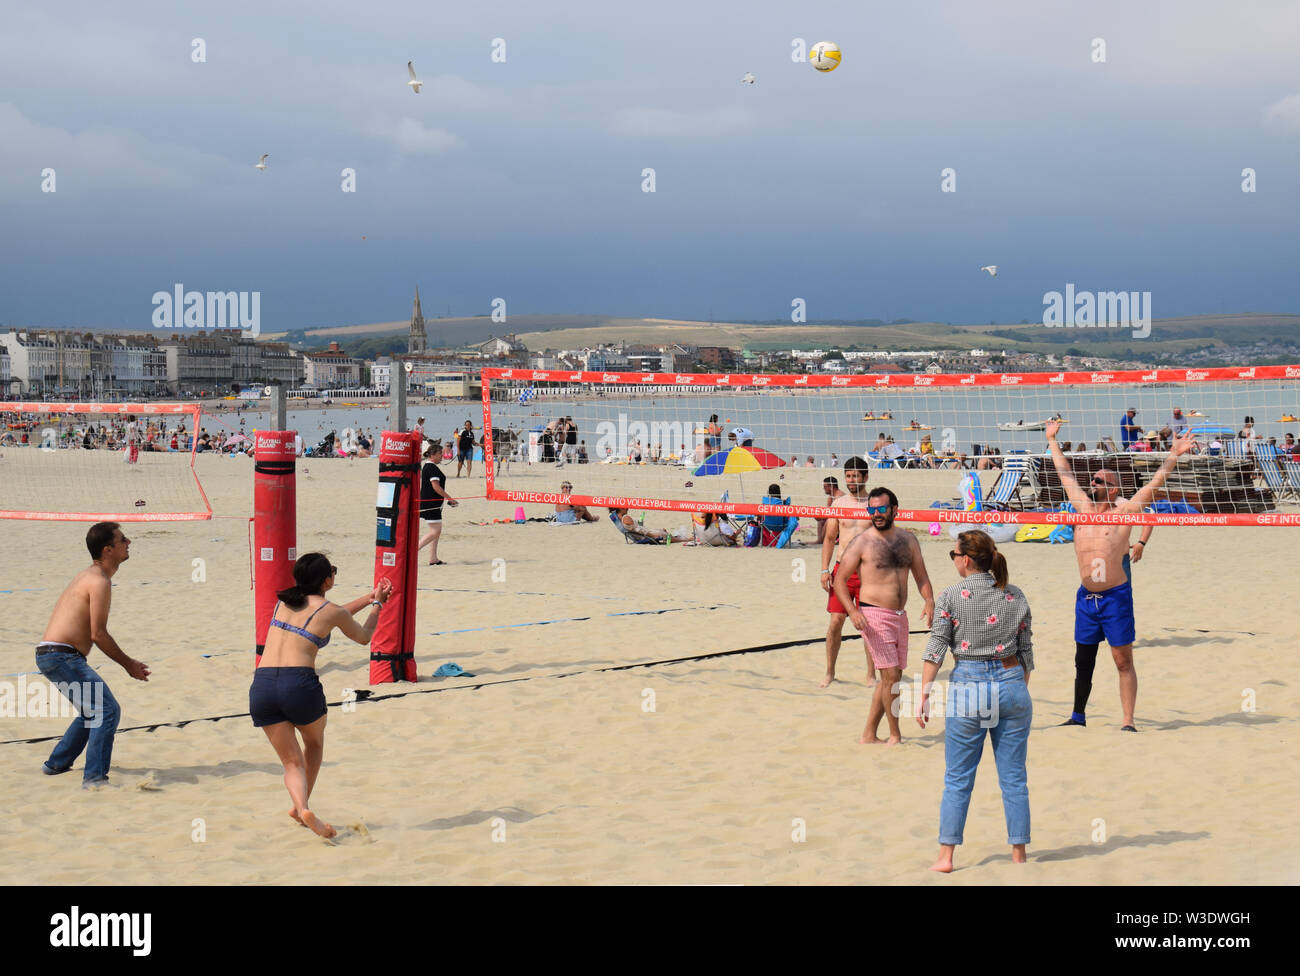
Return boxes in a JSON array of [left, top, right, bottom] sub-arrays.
[[224, 383, 1298, 460]]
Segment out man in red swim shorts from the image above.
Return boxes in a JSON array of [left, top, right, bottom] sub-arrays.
[[819, 455, 872, 688]]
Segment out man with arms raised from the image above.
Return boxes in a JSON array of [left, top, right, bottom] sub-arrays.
[[833, 488, 934, 744], [1046, 420, 1194, 731], [35, 522, 150, 787], [819, 456, 874, 688]]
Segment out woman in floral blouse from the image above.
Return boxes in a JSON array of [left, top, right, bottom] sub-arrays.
[[918, 529, 1033, 873]]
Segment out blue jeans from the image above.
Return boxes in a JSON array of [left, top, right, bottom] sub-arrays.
[[34, 647, 121, 783], [938, 659, 1032, 846]]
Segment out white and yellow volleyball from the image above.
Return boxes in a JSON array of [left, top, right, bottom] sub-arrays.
[[810, 41, 841, 72]]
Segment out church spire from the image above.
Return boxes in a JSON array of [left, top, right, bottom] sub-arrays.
[[409, 287, 427, 354]]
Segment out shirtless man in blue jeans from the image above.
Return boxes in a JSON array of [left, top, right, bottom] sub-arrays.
[[35, 522, 151, 787]]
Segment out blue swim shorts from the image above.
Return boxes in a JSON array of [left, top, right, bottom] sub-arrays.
[[1074, 581, 1136, 647]]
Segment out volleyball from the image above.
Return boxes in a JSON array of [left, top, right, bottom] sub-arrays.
[[811, 41, 841, 72]]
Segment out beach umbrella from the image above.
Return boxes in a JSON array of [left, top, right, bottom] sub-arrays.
[[693, 445, 786, 477], [223, 434, 251, 447], [1188, 425, 1234, 436]]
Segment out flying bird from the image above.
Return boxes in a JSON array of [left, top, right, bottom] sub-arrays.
[[980, 265, 998, 277], [407, 61, 423, 93], [741, 72, 755, 85], [255, 154, 269, 171]]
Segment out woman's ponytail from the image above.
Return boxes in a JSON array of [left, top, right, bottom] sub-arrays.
[[957, 530, 1010, 589], [276, 553, 334, 610], [990, 550, 1009, 590]]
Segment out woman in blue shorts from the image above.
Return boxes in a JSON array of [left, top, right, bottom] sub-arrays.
[[250, 553, 392, 838]]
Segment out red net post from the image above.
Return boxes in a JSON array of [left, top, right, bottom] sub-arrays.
[[253, 429, 298, 666], [370, 431, 421, 683]]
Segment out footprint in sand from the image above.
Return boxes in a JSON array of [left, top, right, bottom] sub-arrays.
[[132, 774, 164, 792], [323, 822, 374, 847]]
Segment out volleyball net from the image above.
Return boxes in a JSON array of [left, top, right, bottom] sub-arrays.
[[0, 402, 212, 521], [480, 365, 1300, 527]]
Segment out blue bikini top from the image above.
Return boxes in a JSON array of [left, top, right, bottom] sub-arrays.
[[270, 601, 331, 649]]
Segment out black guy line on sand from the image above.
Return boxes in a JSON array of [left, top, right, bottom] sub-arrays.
[[1, 632, 904, 746]]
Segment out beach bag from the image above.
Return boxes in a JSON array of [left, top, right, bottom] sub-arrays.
[[742, 522, 763, 547]]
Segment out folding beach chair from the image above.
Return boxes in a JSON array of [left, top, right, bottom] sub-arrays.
[[1224, 439, 1247, 460], [1284, 459, 1300, 502], [1255, 445, 1295, 501], [984, 456, 1037, 510]]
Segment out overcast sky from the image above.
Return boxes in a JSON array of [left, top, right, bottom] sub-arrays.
[[2, 0, 1299, 332]]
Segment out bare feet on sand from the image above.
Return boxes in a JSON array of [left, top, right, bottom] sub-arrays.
[[859, 733, 902, 746], [300, 810, 337, 839], [930, 843, 956, 872], [289, 808, 304, 826], [819, 673, 836, 688]]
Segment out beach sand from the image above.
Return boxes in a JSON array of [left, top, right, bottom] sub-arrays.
[[0, 458, 1293, 884]]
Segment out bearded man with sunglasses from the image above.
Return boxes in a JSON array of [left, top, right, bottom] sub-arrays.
[[1045, 420, 1195, 731], [832, 487, 935, 745]]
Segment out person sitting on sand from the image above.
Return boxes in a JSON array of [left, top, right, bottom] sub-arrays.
[[695, 511, 740, 546], [250, 553, 393, 839], [554, 480, 598, 523], [607, 508, 692, 544]]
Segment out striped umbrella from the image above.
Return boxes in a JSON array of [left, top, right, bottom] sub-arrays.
[[693, 445, 786, 476]]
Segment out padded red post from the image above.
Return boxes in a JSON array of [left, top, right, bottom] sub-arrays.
[[253, 429, 298, 666], [369, 431, 421, 683]]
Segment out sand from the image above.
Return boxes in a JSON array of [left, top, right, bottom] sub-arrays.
[[0, 458, 1294, 884]]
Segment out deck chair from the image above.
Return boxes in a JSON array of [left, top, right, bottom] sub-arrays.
[[1255, 445, 1295, 501], [879, 444, 908, 468], [608, 510, 663, 544], [984, 456, 1038, 510], [1224, 438, 1247, 460], [1284, 459, 1300, 501]]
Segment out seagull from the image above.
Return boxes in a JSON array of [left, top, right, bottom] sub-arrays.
[[741, 72, 755, 85], [980, 265, 998, 277], [407, 61, 423, 93], [255, 154, 269, 171]]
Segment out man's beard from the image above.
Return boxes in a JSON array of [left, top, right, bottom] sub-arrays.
[[1088, 486, 1104, 502], [873, 514, 894, 530]]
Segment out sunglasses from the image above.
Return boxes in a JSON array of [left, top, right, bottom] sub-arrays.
[[330, 565, 338, 577], [866, 504, 890, 515], [949, 550, 965, 560], [1090, 477, 1115, 487]]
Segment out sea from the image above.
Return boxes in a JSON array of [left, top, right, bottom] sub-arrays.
[[222, 382, 1297, 461]]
